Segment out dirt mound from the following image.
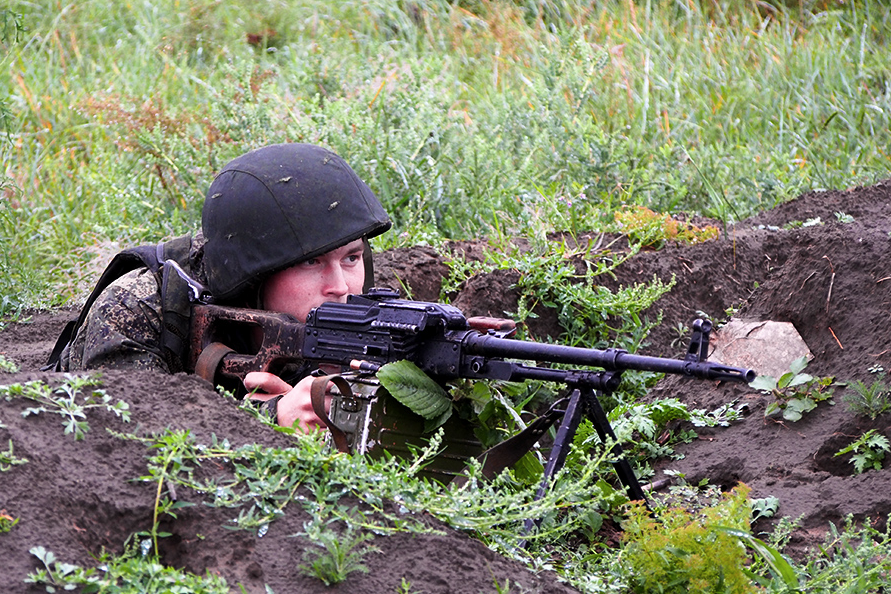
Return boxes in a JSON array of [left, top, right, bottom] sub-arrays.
[[0, 363, 576, 593], [2, 180, 891, 590]]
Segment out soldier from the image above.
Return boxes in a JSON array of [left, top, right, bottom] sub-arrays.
[[47, 143, 391, 433]]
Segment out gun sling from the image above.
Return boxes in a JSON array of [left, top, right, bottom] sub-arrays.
[[311, 374, 353, 454]]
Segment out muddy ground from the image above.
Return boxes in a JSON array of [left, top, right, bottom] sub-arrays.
[[1, 179, 890, 591]]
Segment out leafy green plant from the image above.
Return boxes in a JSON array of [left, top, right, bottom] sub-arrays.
[[612, 205, 719, 249], [378, 360, 453, 431], [669, 322, 691, 354], [136, 429, 199, 556], [750, 355, 835, 422], [579, 398, 744, 481], [297, 527, 379, 586], [750, 496, 780, 522], [834, 430, 890, 474], [842, 373, 891, 419], [396, 577, 418, 594], [515, 247, 673, 350], [0, 375, 130, 439], [0, 9, 23, 141], [84, 401, 891, 593], [6, 0, 891, 310], [792, 518, 891, 593], [442, 238, 672, 351], [720, 527, 800, 591], [0, 438, 27, 471], [606, 398, 698, 468], [0, 354, 18, 373], [743, 516, 891, 593], [25, 545, 229, 593]]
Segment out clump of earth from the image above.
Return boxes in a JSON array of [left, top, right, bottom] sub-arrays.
[[1, 180, 890, 591]]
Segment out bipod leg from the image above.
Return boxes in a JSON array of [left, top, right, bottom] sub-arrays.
[[521, 388, 584, 543], [581, 387, 648, 504]]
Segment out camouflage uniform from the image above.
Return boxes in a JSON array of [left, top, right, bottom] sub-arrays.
[[64, 268, 168, 372], [62, 235, 207, 373]]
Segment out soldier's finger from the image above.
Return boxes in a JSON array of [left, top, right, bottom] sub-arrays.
[[244, 371, 292, 395]]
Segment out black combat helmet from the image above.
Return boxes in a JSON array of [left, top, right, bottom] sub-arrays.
[[202, 143, 391, 300]]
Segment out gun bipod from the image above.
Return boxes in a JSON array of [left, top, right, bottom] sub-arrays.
[[516, 372, 647, 545]]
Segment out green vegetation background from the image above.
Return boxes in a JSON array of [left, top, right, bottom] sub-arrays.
[[3, 0, 890, 314]]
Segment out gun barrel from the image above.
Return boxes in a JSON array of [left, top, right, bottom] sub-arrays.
[[463, 333, 755, 383]]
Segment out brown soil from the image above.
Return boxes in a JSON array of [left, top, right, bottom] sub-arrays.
[[2, 180, 891, 591]]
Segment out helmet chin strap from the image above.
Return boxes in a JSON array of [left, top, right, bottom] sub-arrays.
[[361, 237, 375, 294]]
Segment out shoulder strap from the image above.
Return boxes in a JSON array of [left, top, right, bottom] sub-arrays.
[[157, 235, 195, 373]]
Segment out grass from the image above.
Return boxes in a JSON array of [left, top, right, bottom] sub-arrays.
[[3, 0, 891, 311]]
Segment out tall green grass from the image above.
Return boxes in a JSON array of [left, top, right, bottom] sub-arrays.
[[1, 0, 889, 308], [3, 0, 890, 308]]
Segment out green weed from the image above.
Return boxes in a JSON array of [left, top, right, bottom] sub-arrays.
[[750, 355, 835, 422], [842, 373, 891, 419], [750, 496, 780, 522], [25, 403, 891, 593], [0, 438, 27, 471], [297, 526, 379, 586], [25, 545, 229, 593], [136, 429, 200, 556], [834, 429, 890, 474], [792, 518, 891, 593], [0, 375, 130, 439], [7, 1, 891, 309], [621, 484, 759, 594], [0, 509, 18, 533], [0, 354, 19, 373], [612, 206, 719, 249], [490, 576, 514, 594]]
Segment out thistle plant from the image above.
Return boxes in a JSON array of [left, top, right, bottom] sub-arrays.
[[0, 375, 129, 439], [834, 430, 890, 474]]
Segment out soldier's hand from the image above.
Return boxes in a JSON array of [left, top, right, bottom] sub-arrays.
[[244, 371, 329, 434]]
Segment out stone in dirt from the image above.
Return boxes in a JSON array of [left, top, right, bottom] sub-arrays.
[[709, 319, 812, 379]]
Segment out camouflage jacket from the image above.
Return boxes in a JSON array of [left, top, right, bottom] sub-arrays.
[[62, 235, 207, 373], [64, 267, 170, 372]]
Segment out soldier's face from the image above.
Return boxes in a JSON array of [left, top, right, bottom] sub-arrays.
[[261, 239, 365, 322]]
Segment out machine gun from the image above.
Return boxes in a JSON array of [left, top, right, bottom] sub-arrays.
[[189, 288, 755, 501]]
